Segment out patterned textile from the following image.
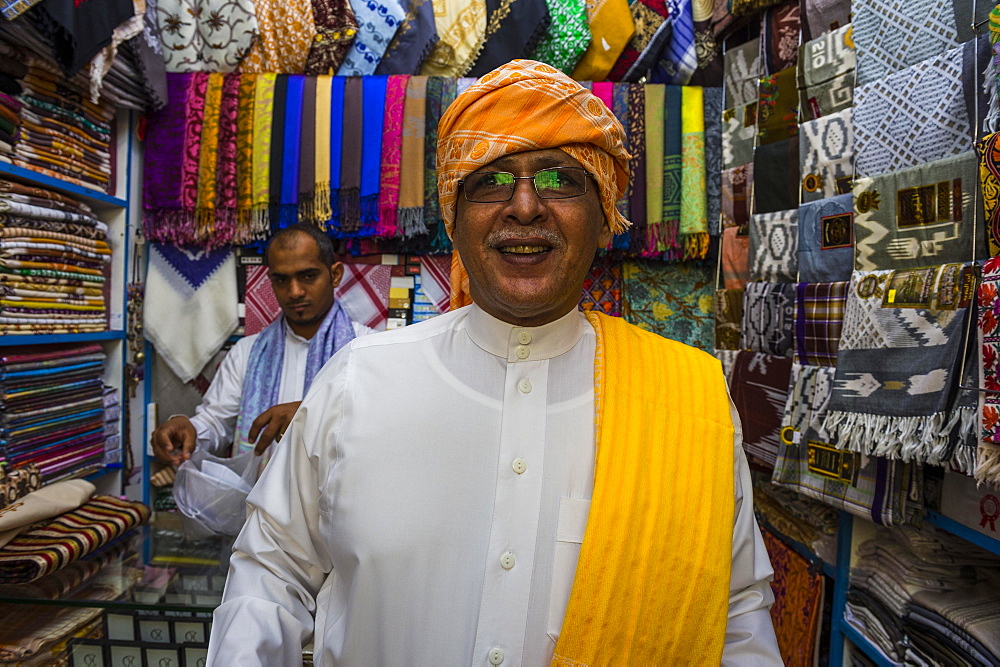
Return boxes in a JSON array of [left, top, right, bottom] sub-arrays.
[[156, 0, 257, 72], [571, 0, 636, 80], [660, 0, 698, 85], [376, 0, 438, 75], [378, 75, 408, 237], [979, 132, 1000, 256], [0, 496, 149, 584], [335, 262, 392, 330], [529, 0, 591, 74], [723, 38, 761, 109], [680, 86, 708, 259], [908, 587, 1000, 664], [235, 302, 355, 453], [757, 66, 798, 146], [774, 364, 912, 525], [797, 23, 855, 122], [853, 152, 982, 271], [749, 209, 798, 283], [607, 0, 671, 81], [419, 0, 485, 76], [437, 60, 630, 239], [0, 464, 41, 510], [28, 0, 135, 77], [622, 259, 714, 350], [801, 0, 850, 40], [754, 137, 799, 214], [760, 527, 824, 667], [468, 0, 551, 77], [397, 76, 428, 237], [762, 1, 800, 74], [419, 254, 451, 313], [579, 256, 622, 317], [144, 245, 238, 382], [795, 280, 847, 366], [722, 102, 756, 169], [704, 87, 722, 236], [721, 225, 750, 289], [977, 255, 1000, 487], [825, 265, 975, 465], [337, 0, 406, 75], [853, 41, 975, 178], [714, 348, 738, 382], [239, 0, 316, 72], [243, 263, 281, 335], [797, 193, 853, 283], [852, 0, 981, 87], [741, 281, 795, 357], [304, 0, 358, 75], [799, 108, 853, 203], [714, 288, 743, 350], [721, 162, 752, 229], [730, 350, 793, 469]]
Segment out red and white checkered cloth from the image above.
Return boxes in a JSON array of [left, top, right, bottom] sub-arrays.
[[419, 255, 451, 314], [335, 263, 392, 331], [244, 264, 281, 336]]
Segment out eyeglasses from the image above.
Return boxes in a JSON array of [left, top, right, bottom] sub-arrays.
[[459, 166, 594, 203]]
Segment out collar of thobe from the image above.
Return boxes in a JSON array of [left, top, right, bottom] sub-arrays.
[[282, 318, 311, 346], [464, 303, 590, 362]]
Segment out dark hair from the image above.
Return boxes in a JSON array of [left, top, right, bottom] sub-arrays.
[[265, 223, 338, 267]]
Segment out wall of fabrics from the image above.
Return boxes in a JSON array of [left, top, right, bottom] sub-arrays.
[[714, 0, 1000, 663]]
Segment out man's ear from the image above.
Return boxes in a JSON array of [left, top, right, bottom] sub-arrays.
[[598, 222, 613, 248], [330, 261, 345, 288]]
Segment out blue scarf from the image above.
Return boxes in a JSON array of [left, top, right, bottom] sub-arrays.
[[234, 300, 355, 454], [329, 77, 346, 229], [278, 75, 305, 228], [360, 75, 387, 229]]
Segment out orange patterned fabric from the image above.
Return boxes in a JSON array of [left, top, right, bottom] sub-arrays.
[[239, 0, 316, 73], [761, 526, 824, 667]]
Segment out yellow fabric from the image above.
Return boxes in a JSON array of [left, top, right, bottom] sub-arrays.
[[420, 0, 486, 76], [553, 312, 735, 665], [314, 75, 334, 225], [570, 0, 635, 81]]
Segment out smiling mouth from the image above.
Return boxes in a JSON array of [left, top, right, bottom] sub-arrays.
[[499, 245, 551, 255]]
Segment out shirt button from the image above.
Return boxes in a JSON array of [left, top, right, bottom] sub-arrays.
[[500, 551, 515, 570], [512, 457, 526, 474], [488, 647, 505, 665], [516, 330, 532, 345], [515, 345, 530, 359], [518, 378, 532, 394]]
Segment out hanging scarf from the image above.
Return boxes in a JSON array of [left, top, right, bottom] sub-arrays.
[[754, 137, 799, 214], [304, 0, 358, 75], [425, 77, 456, 252], [377, 75, 409, 237], [235, 74, 257, 242], [661, 85, 682, 256], [722, 102, 756, 170], [142, 72, 207, 245], [794, 280, 847, 367], [553, 312, 732, 665], [703, 86, 722, 236], [212, 73, 240, 244], [468, 0, 551, 77], [643, 84, 665, 255], [311, 76, 334, 228], [980, 131, 1000, 256], [608, 0, 671, 82], [267, 75, 289, 233], [825, 264, 976, 465], [239, 0, 316, 73], [419, 0, 486, 76], [721, 225, 749, 289], [749, 209, 798, 283], [297, 78, 317, 226], [730, 350, 794, 469], [612, 82, 631, 235], [659, 0, 697, 85], [398, 76, 428, 238], [234, 301, 355, 454], [571, 0, 635, 81], [797, 193, 853, 284], [680, 86, 708, 259], [529, 0, 590, 74], [797, 24, 854, 122], [853, 152, 981, 271], [277, 75, 305, 229], [977, 255, 1000, 487], [740, 281, 795, 357], [338, 77, 363, 233], [723, 37, 761, 109], [360, 76, 388, 231], [337, 0, 406, 75], [757, 66, 798, 146], [329, 76, 346, 228], [377, 0, 439, 75], [762, 0, 799, 74], [626, 84, 646, 253], [250, 74, 276, 240], [714, 287, 743, 350], [799, 108, 853, 203], [687, 0, 722, 86]]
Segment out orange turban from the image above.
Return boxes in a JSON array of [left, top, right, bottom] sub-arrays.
[[436, 60, 632, 240]]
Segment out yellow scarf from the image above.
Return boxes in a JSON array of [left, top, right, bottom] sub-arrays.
[[571, 0, 635, 81], [553, 312, 734, 665]]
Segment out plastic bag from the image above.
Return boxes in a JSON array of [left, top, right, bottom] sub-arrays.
[[173, 450, 259, 539]]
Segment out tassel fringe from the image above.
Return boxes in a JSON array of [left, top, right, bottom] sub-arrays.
[[398, 206, 427, 238], [974, 443, 1000, 490], [339, 187, 360, 233], [360, 194, 379, 227], [823, 410, 954, 465]]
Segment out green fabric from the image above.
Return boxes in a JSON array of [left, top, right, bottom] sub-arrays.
[[528, 0, 591, 74], [623, 259, 714, 350], [644, 84, 665, 232]]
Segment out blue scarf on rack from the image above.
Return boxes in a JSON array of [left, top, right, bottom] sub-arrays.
[[360, 75, 387, 229], [278, 75, 305, 228], [329, 77, 345, 229], [234, 300, 355, 454]]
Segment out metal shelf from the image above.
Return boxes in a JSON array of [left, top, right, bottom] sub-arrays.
[[0, 331, 126, 346], [925, 510, 1000, 557], [840, 621, 897, 666]]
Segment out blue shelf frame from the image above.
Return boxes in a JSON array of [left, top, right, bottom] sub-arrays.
[[840, 622, 895, 666], [925, 510, 1000, 557], [0, 331, 126, 346], [0, 162, 126, 208], [755, 512, 837, 579]]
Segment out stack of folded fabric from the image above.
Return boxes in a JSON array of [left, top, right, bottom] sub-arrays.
[[0, 343, 108, 482], [846, 525, 1000, 664], [0, 60, 22, 164], [753, 480, 839, 564], [0, 178, 110, 333]]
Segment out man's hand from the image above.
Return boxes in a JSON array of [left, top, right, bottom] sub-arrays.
[[248, 402, 302, 456], [151, 416, 197, 466]]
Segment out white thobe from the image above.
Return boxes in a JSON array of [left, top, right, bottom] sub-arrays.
[[209, 305, 782, 666], [189, 320, 370, 456]]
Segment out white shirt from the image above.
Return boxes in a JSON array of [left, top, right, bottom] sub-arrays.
[[190, 319, 371, 456], [209, 305, 781, 666]]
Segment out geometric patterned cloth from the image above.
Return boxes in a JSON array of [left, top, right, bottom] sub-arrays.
[[622, 259, 714, 351], [579, 256, 622, 317], [722, 102, 757, 169], [796, 23, 855, 122], [853, 151, 982, 271], [797, 193, 854, 284], [724, 37, 762, 109], [243, 263, 281, 335], [730, 350, 794, 470], [794, 280, 847, 367], [760, 526, 825, 667], [853, 42, 972, 178], [335, 262, 392, 331], [741, 281, 795, 357], [799, 108, 854, 203], [749, 209, 798, 283]]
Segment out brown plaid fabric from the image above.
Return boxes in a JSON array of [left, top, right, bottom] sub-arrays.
[[794, 281, 847, 366]]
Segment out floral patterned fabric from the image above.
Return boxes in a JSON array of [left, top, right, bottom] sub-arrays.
[[760, 527, 825, 667], [239, 0, 316, 73], [157, 0, 257, 72], [622, 259, 714, 350]]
